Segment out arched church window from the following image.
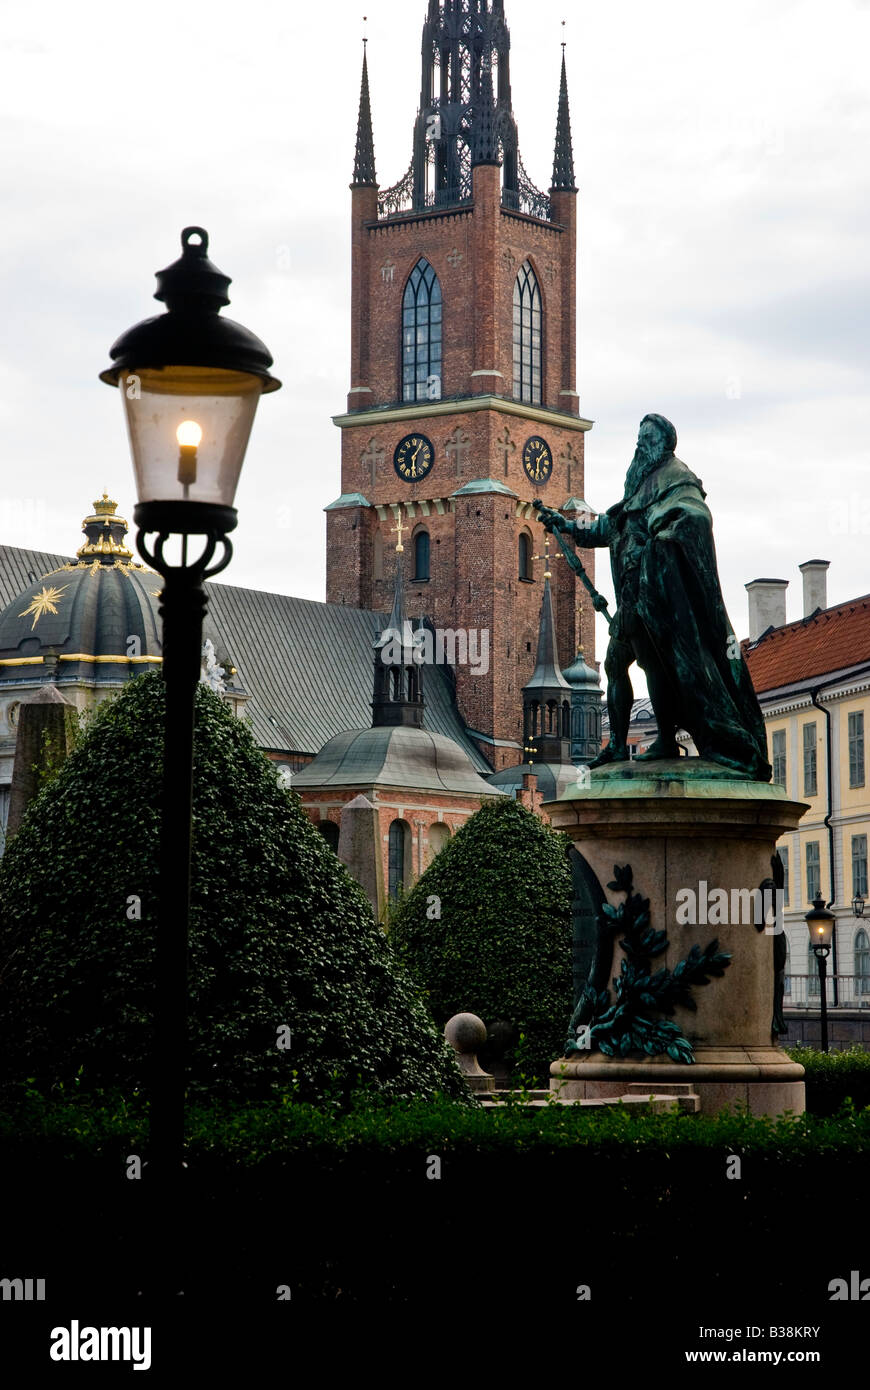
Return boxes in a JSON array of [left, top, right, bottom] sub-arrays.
[[518, 532, 532, 581], [427, 822, 450, 866], [513, 260, 542, 404], [403, 259, 442, 402], [317, 821, 340, 852], [413, 529, 431, 582], [389, 819, 411, 899]]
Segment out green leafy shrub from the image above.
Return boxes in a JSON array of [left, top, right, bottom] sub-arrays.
[[389, 796, 573, 1083], [786, 1043, 870, 1114], [1, 1089, 868, 1311], [0, 672, 466, 1107]]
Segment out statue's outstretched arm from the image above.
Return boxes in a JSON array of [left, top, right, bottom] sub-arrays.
[[533, 500, 609, 546]]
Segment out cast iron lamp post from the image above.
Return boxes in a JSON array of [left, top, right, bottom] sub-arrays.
[[100, 227, 280, 1293], [853, 895, 866, 919], [806, 895, 835, 1054]]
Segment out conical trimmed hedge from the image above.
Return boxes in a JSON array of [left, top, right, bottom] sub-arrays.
[[389, 797, 573, 1081], [0, 672, 466, 1106]]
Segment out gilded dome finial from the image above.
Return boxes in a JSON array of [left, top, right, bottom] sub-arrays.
[[77, 492, 134, 564]]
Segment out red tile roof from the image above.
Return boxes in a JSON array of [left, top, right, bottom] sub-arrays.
[[743, 595, 870, 693]]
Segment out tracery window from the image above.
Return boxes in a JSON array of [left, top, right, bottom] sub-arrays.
[[402, 259, 442, 402], [513, 260, 542, 404]]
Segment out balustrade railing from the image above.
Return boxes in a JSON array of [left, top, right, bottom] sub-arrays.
[[784, 974, 870, 1008]]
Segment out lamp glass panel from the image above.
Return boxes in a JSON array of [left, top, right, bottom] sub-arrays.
[[120, 366, 263, 506]]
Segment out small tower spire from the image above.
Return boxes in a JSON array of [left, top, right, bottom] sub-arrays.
[[522, 576, 572, 765], [352, 41, 377, 188], [551, 47, 577, 192], [371, 556, 425, 729]]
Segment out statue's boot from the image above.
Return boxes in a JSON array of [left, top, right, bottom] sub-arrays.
[[635, 737, 681, 762], [589, 743, 630, 769]]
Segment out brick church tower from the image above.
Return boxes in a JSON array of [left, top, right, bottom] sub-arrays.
[[327, 0, 595, 772]]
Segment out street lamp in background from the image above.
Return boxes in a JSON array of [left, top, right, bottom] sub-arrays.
[[806, 895, 835, 1054], [100, 227, 280, 1297], [853, 895, 866, 919]]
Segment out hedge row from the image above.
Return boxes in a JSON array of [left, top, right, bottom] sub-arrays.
[[1, 1091, 867, 1311]]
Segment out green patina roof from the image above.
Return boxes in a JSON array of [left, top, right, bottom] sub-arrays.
[[488, 759, 584, 803], [292, 725, 500, 795], [324, 492, 372, 511], [452, 478, 518, 498]]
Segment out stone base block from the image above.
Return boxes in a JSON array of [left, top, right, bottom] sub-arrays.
[[550, 1047, 805, 1117]]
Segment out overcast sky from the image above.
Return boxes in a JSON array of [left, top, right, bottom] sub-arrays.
[[1, 0, 868, 665]]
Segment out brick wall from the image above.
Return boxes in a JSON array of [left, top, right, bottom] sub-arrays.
[[329, 159, 594, 761]]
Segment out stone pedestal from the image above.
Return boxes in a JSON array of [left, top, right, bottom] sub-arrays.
[[337, 794, 385, 921], [544, 760, 808, 1117]]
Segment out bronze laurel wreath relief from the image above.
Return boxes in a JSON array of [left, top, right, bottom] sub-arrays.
[[566, 865, 732, 1063]]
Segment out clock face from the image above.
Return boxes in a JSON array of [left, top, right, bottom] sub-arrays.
[[522, 435, 553, 485], [394, 433, 435, 483]]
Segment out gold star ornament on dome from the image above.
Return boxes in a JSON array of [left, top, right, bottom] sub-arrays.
[[19, 584, 69, 630]]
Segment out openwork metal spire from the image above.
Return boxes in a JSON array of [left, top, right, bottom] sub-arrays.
[[413, 0, 518, 208], [352, 46, 377, 188], [551, 50, 577, 192], [471, 57, 500, 167]]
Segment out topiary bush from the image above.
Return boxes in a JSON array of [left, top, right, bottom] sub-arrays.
[[0, 671, 467, 1107], [388, 796, 573, 1084]]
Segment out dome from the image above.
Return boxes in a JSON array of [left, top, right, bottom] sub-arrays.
[[0, 495, 162, 690], [562, 646, 601, 691], [488, 760, 583, 803], [292, 725, 499, 797]]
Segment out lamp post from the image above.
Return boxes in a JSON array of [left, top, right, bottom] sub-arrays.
[[853, 895, 866, 919], [806, 895, 835, 1054], [100, 227, 280, 1296]]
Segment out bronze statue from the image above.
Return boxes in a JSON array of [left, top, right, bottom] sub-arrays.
[[535, 414, 771, 781]]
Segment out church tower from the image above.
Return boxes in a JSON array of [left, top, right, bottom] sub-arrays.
[[327, 2, 595, 771]]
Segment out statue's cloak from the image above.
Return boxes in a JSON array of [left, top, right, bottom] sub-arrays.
[[602, 455, 771, 781]]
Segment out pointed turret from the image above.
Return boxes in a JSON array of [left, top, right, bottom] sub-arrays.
[[371, 556, 424, 729], [522, 576, 572, 764], [352, 46, 377, 188], [471, 57, 500, 168], [551, 50, 577, 193]]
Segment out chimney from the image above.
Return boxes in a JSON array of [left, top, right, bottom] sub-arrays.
[[745, 578, 789, 642], [799, 559, 829, 618]]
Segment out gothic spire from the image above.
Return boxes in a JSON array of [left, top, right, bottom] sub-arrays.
[[526, 577, 571, 695], [352, 46, 377, 188], [551, 50, 577, 192], [371, 555, 425, 729], [522, 575, 572, 764]]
